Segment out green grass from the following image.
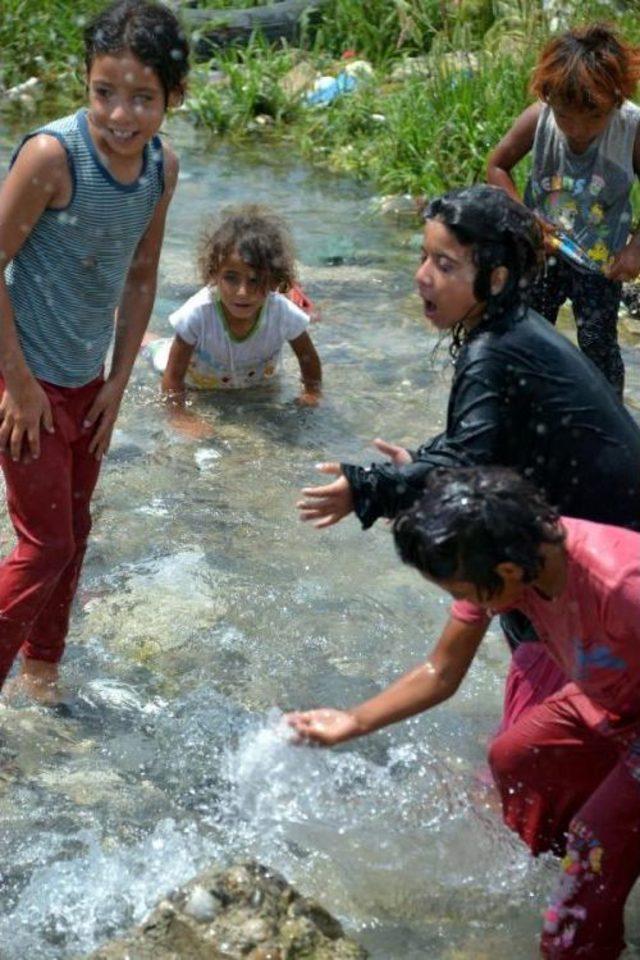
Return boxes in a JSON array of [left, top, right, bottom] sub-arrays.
[[189, 0, 273, 6], [0, 0, 103, 91], [310, 0, 446, 63], [188, 37, 302, 132], [292, 46, 537, 196]]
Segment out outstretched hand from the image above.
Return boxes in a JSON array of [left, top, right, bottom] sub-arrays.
[[286, 708, 363, 746], [297, 462, 354, 528], [372, 437, 412, 465]]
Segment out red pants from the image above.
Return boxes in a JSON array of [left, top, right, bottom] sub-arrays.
[[0, 376, 103, 685], [489, 684, 640, 959]]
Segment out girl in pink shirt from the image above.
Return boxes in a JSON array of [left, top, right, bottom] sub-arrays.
[[288, 466, 640, 960]]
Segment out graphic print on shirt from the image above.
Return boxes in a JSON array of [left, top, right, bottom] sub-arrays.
[[525, 101, 640, 268], [529, 163, 631, 266], [187, 343, 279, 389], [572, 637, 627, 681]]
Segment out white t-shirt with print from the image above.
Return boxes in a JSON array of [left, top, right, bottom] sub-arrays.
[[154, 286, 309, 389]]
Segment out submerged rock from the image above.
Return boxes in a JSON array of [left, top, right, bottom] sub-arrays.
[[82, 860, 367, 959]]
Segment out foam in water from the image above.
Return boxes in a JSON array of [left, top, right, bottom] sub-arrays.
[[0, 819, 218, 960]]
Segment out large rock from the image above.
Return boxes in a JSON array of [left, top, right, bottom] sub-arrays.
[[82, 860, 367, 960]]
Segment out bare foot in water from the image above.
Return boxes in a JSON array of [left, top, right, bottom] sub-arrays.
[[4, 659, 61, 706]]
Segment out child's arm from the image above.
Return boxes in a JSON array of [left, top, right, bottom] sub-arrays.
[[160, 335, 215, 440], [486, 103, 541, 203], [0, 135, 70, 460], [161, 334, 194, 399], [606, 127, 640, 282], [287, 616, 488, 745], [289, 330, 322, 406], [84, 147, 179, 459]]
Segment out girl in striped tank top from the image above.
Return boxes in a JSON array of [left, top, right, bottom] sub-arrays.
[[0, 0, 189, 702]]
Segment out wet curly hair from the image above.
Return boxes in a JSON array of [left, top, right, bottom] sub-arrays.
[[423, 184, 544, 357], [198, 204, 298, 293], [393, 466, 564, 601], [530, 22, 640, 111], [85, 0, 190, 105]]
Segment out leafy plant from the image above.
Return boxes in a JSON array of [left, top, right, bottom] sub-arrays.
[[310, 0, 445, 64], [188, 36, 302, 133], [0, 0, 103, 91]]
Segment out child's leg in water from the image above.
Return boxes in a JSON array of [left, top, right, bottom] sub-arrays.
[[0, 378, 103, 703], [539, 759, 640, 960], [489, 686, 640, 959], [474, 644, 567, 801], [570, 271, 624, 397], [19, 425, 102, 702]]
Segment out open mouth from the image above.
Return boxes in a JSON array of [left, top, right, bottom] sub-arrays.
[[422, 297, 437, 316], [109, 128, 138, 142]]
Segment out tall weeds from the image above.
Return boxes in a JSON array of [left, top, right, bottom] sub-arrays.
[[1, 0, 103, 90], [310, 0, 445, 62], [188, 36, 301, 132]]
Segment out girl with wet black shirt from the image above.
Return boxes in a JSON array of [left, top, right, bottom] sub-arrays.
[[297, 185, 640, 722]]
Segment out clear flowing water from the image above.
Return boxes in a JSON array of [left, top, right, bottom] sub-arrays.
[[1, 115, 640, 960]]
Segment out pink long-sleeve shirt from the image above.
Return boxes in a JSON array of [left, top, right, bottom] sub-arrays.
[[451, 518, 640, 721]]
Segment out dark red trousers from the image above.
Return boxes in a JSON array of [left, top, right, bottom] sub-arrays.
[[489, 683, 640, 959], [0, 376, 103, 685]]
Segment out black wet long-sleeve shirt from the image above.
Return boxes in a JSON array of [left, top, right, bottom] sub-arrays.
[[343, 309, 640, 533]]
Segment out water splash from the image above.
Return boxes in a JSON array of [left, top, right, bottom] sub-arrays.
[[0, 819, 217, 960]]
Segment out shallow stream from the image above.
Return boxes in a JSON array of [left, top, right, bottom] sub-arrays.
[[1, 115, 639, 960]]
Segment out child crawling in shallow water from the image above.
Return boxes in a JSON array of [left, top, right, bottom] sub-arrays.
[[149, 203, 322, 407], [289, 465, 640, 959]]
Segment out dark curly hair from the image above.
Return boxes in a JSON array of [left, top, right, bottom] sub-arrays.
[[393, 466, 564, 601], [198, 204, 298, 292], [530, 22, 640, 112], [423, 185, 543, 358], [85, 0, 190, 105]]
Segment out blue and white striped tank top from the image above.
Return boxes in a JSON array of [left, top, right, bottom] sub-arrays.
[[6, 109, 164, 386]]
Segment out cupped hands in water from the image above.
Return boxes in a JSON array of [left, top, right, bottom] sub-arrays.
[[296, 437, 411, 528]]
